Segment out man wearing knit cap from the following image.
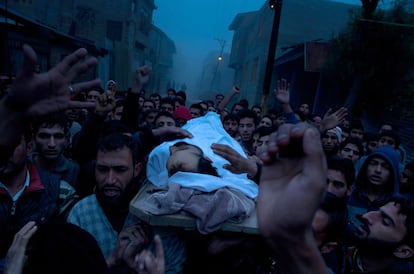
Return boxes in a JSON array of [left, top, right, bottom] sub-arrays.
[[173, 105, 192, 127], [321, 126, 342, 158]]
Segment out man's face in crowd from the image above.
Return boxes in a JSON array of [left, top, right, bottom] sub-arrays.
[[299, 104, 310, 115], [112, 106, 123, 121], [142, 101, 155, 112], [274, 116, 285, 127], [259, 117, 272, 128], [155, 116, 176, 128], [355, 202, 408, 252], [95, 147, 140, 208], [256, 135, 270, 152], [190, 107, 202, 118], [150, 96, 160, 108], [340, 143, 361, 164], [166, 142, 204, 176], [167, 90, 175, 98], [322, 132, 339, 152], [378, 136, 397, 149], [160, 103, 174, 114], [232, 104, 244, 115], [0, 136, 28, 180], [326, 169, 349, 198], [350, 128, 364, 140], [366, 156, 391, 186], [34, 124, 67, 160], [223, 119, 238, 137], [238, 117, 255, 142], [138, 96, 144, 108], [86, 90, 100, 103], [252, 107, 261, 118], [145, 111, 158, 126], [401, 168, 414, 186], [199, 103, 208, 114]]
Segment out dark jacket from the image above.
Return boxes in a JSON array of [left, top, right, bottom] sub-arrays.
[[0, 163, 61, 257]]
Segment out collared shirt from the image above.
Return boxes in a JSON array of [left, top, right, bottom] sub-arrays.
[[0, 170, 30, 202]]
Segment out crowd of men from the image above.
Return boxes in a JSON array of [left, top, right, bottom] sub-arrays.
[[0, 44, 414, 274]]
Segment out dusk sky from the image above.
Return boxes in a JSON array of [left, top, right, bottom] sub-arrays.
[[152, 0, 364, 93]]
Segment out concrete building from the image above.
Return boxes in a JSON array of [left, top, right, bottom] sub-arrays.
[[228, 0, 355, 107], [1, 0, 175, 92]]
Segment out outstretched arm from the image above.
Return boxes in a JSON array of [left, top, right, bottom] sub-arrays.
[[217, 85, 240, 114], [0, 44, 99, 160], [256, 122, 328, 274]]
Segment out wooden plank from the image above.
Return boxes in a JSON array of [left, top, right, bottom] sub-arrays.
[[129, 181, 259, 234]]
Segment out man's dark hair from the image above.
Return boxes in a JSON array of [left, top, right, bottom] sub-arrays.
[[190, 103, 204, 115], [238, 109, 259, 126], [239, 99, 249, 109], [176, 90, 187, 101], [154, 111, 176, 126], [327, 157, 355, 188], [160, 97, 175, 109], [379, 130, 400, 148], [223, 113, 239, 124], [175, 97, 185, 107], [167, 88, 176, 95], [25, 221, 110, 274], [96, 132, 143, 164], [143, 99, 155, 109], [32, 112, 69, 137], [339, 137, 364, 156], [149, 93, 161, 101]]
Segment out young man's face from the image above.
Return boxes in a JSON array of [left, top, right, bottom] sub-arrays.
[[142, 101, 155, 112], [256, 135, 270, 152], [190, 107, 202, 118], [322, 132, 338, 152], [34, 125, 67, 160], [340, 143, 361, 164], [160, 103, 174, 114], [378, 136, 397, 149], [231, 104, 244, 115], [350, 128, 364, 140], [259, 117, 272, 128], [150, 96, 160, 107], [167, 142, 204, 176], [86, 90, 100, 103], [95, 147, 140, 206], [155, 116, 176, 128], [326, 169, 348, 198], [299, 104, 310, 115], [252, 107, 261, 118], [112, 106, 123, 121], [223, 119, 238, 137], [356, 202, 407, 248], [238, 117, 255, 142], [366, 156, 391, 186]]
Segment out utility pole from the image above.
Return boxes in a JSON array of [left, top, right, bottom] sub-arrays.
[[261, 0, 283, 112]]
